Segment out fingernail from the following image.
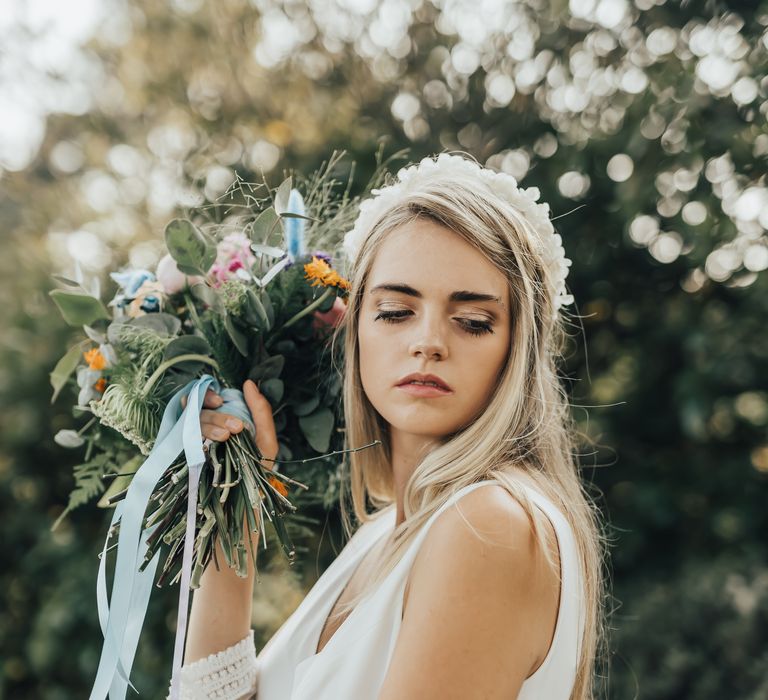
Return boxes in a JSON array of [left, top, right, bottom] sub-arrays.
[[226, 418, 242, 431], [212, 428, 228, 440]]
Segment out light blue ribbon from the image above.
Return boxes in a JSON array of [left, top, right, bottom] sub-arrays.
[[90, 374, 255, 699]]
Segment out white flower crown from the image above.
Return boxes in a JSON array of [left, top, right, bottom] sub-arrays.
[[342, 152, 574, 319]]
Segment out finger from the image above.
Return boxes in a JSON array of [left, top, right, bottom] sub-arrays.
[[203, 389, 223, 408], [201, 423, 230, 441], [243, 380, 279, 465], [182, 390, 221, 410], [200, 410, 244, 433]]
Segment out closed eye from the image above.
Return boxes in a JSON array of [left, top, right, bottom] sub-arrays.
[[373, 310, 494, 336]]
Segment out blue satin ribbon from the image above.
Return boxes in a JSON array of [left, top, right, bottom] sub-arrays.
[[90, 374, 256, 699]]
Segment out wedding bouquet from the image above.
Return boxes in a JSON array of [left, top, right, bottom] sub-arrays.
[[48, 148, 403, 698]]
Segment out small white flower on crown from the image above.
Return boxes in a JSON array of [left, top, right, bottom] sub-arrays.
[[342, 152, 574, 320]]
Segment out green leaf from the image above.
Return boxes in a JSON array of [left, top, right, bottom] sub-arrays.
[[49, 289, 110, 326], [130, 312, 182, 337], [298, 407, 335, 453], [223, 313, 249, 356], [259, 377, 284, 405], [250, 207, 282, 247], [50, 341, 89, 403], [274, 176, 292, 215], [51, 454, 110, 531], [293, 395, 320, 417], [250, 243, 285, 258], [51, 274, 82, 288], [316, 289, 337, 313], [164, 218, 217, 276], [83, 324, 107, 344], [260, 292, 275, 327], [248, 354, 284, 382], [189, 282, 223, 312], [279, 211, 316, 222], [244, 288, 270, 331], [163, 335, 212, 372]]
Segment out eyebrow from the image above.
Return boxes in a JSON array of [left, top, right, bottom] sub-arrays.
[[369, 282, 506, 309]]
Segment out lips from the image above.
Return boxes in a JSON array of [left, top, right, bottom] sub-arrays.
[[395, 373, 452, 391]]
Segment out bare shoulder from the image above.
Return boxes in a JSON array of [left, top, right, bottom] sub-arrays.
[[413, 483, 557, 572], [378, 484, 561, 699]]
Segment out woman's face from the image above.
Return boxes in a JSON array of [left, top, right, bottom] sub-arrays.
[[357, 218, 512, 444]]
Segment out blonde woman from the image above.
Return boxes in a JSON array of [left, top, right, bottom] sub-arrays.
[[170, 152, 608, 699]]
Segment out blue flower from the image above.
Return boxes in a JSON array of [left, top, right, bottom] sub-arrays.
[[284, 189, 307, 263], [110, 269, 156, 298]]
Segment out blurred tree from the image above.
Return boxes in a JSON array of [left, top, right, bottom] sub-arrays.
[[1, 0, 767, 697]]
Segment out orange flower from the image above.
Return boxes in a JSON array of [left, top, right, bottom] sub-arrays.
[[268, 474, 289, 497], [94, 377, 107, 393], [303, 256, 351, 291], [84, 348, 107, 370]]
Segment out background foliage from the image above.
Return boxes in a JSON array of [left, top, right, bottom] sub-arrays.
[[1, 1, 767, 697]]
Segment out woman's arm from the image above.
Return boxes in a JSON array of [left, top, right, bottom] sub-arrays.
[[179, 380, 279, 664], [184, 514, 259, 664]]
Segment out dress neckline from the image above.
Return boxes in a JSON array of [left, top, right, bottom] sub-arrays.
[[305, 506, 397, 661], [299, 478, 576, 676]]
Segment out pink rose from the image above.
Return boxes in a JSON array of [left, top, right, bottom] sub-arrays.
[[210, 232, 256, 287], [156, 253, 204, 294]]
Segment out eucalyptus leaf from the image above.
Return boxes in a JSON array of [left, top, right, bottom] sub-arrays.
[[50, 341, 89, 403], [317, 290, 337, 313], [298, 407, 335, 453], [274, 339, 296, 355], [223, 313, 249, 356], [50, 289, 110, 326], [106, 319, 128, 346], [83, 324, 107, 344], [292, 395, 320, 417], [257, 256, 291, 288], [164, 218, 217, 276], [259, 377, 284, 405], [250, 243, 286, 258], [52, 275, 82, 288], [248, 354, 284, 382], [279, 211, 316, 222], [190, 282, 222, 311], [274, 176, 292, 215], [244, 288, 270, 331], [130, 313, 182, 337], [54, 429, 85, 448], [260, 292, 275, 328], [163, 335, 212, 372], [250, 207, 282, 246]]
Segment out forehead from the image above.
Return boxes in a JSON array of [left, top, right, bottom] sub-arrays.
[[367, 219, 508, 297]]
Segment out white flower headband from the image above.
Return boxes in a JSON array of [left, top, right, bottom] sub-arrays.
[[342, 152, 574, 320]]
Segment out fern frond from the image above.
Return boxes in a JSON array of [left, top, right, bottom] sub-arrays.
[[51, 454, 110, 531]]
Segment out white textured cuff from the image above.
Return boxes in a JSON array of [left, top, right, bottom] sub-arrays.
[[166, 630, 259, 700]]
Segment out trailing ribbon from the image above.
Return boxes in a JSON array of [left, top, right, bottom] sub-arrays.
[[90, 374, 255, 699]]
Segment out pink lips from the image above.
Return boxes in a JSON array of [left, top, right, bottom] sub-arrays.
[[396, 382, 453, 398]]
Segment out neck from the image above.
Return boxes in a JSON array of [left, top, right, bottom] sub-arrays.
[[389, 429, 439, 527]]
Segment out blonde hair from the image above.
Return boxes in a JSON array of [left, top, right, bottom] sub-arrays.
[[326, 153, 609, 699]]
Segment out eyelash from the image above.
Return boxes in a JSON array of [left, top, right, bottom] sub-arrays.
[[373, 310, 495, 336]]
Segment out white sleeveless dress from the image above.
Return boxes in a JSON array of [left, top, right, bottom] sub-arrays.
[[172, 479, 586, 699]]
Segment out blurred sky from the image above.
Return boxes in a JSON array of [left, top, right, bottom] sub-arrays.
[[0, 0, 121, 171]]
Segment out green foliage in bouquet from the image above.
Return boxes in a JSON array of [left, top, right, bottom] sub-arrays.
[[48, 148, 406, 587]]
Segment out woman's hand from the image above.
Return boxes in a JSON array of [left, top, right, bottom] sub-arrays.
[[182, 379, 279, 470]]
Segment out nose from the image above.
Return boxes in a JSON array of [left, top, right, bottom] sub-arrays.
[[408, 313, 448, 360]]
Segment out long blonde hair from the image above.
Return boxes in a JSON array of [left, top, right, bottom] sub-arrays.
[[326, 153, 609, 699]]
